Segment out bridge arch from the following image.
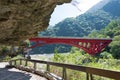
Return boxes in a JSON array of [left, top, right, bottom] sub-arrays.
[[30, 41, 87, 53], [29, 37, 112, 55]]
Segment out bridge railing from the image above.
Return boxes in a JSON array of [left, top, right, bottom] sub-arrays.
[[9, 59, 120, 80]]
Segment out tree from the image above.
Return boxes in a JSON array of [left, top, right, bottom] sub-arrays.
[[110, 35, 120, 59]]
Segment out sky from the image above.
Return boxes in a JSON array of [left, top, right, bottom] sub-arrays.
[[49, 0, 102, 26]]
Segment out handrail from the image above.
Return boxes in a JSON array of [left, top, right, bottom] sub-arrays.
[[9, 59, 120, 80]]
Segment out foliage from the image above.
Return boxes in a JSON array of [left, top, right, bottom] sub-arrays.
[[30, 44, 71, 54], [110, 35, 120, 59], [103, 0, 120, 16], [88, 20, 120, 59], [0, 46, 9, 56], [0, 44, 24, 61], [99, 51, 113, 59], [10, 54, 23, 60], [0, 56, 11, 62], [51, 51, 120, 80], [40, 10, 112, 37]]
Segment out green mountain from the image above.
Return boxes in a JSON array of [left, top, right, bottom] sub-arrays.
[[103, 0, 120, 17], [31, 0, 120, 54], [40, 10, 112, 37], [88, 20, 120, 59]]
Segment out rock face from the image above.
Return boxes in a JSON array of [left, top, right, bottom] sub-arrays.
[[0, 0, 71, 45]]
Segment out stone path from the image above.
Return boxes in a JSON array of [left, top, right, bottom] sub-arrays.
[[0, 62, 48, 80]]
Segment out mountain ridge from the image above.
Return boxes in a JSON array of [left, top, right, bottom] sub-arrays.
[[87, 0, 110, 13]]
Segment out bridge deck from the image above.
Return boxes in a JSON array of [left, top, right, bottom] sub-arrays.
[[35, 36, 112, 40], [0, 62, 47, 80]]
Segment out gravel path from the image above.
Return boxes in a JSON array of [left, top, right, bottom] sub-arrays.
[[0, 62, 48, 80]]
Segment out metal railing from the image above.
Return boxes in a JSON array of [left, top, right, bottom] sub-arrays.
[[9, 59, 120, 80]]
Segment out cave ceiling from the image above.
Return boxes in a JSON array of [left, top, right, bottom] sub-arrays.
[[0, 0, 71, 45]]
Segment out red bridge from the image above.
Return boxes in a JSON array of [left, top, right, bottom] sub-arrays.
[[29, 37, 112, 55]]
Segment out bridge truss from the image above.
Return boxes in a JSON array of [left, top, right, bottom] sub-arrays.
[[29, 37, 112, 55]]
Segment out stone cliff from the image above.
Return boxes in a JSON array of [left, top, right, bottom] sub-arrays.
[[0, 0, 71, 45]]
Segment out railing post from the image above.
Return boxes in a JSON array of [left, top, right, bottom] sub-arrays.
[[90, 74, 93, 80], [46, 63, 50, 72], [20, 59, 22, 65], [34, 62, 37, 71], [9, 61, 12, 66], [86, 73, 93, 80], [86, 73, 89, 80], [25, 59, 28, 66], [14, 60, 16, 66], [62, 67, 67, 80]]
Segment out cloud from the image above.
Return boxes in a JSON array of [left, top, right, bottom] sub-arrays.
[[71, 0, 102, 12]]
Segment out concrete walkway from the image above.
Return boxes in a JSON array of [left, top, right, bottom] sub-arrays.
[[0, 62, 48, 80]]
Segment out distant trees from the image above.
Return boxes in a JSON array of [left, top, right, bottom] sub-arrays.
[[39, 10, 113, 37], [88, 20, 120, 59], [0, 40, 31, 61], [103, 0, 120, 16], [105, 20, 120, 59], [110, 36, 120, 59], [0, 46, 9, 56]]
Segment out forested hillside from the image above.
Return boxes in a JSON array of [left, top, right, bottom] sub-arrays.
[[32, 0, 120, 54], [39, 10, 112, 37], [88, 20, 120, 59]]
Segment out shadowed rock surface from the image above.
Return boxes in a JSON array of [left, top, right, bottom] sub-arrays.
[[0, 0, 71, 45], [0, 62, 48, 80]]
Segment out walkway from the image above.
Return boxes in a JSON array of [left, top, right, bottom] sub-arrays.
[[0, 62, 47, 80]]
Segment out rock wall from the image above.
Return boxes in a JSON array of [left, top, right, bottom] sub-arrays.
[[0, 0, 71, 45]]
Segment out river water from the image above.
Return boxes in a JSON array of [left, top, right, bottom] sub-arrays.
[[30, 54, 54, 61], [30, 53, 69, 61]]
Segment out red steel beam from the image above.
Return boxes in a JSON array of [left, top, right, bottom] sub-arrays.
[[29, 37, 112, 55]]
